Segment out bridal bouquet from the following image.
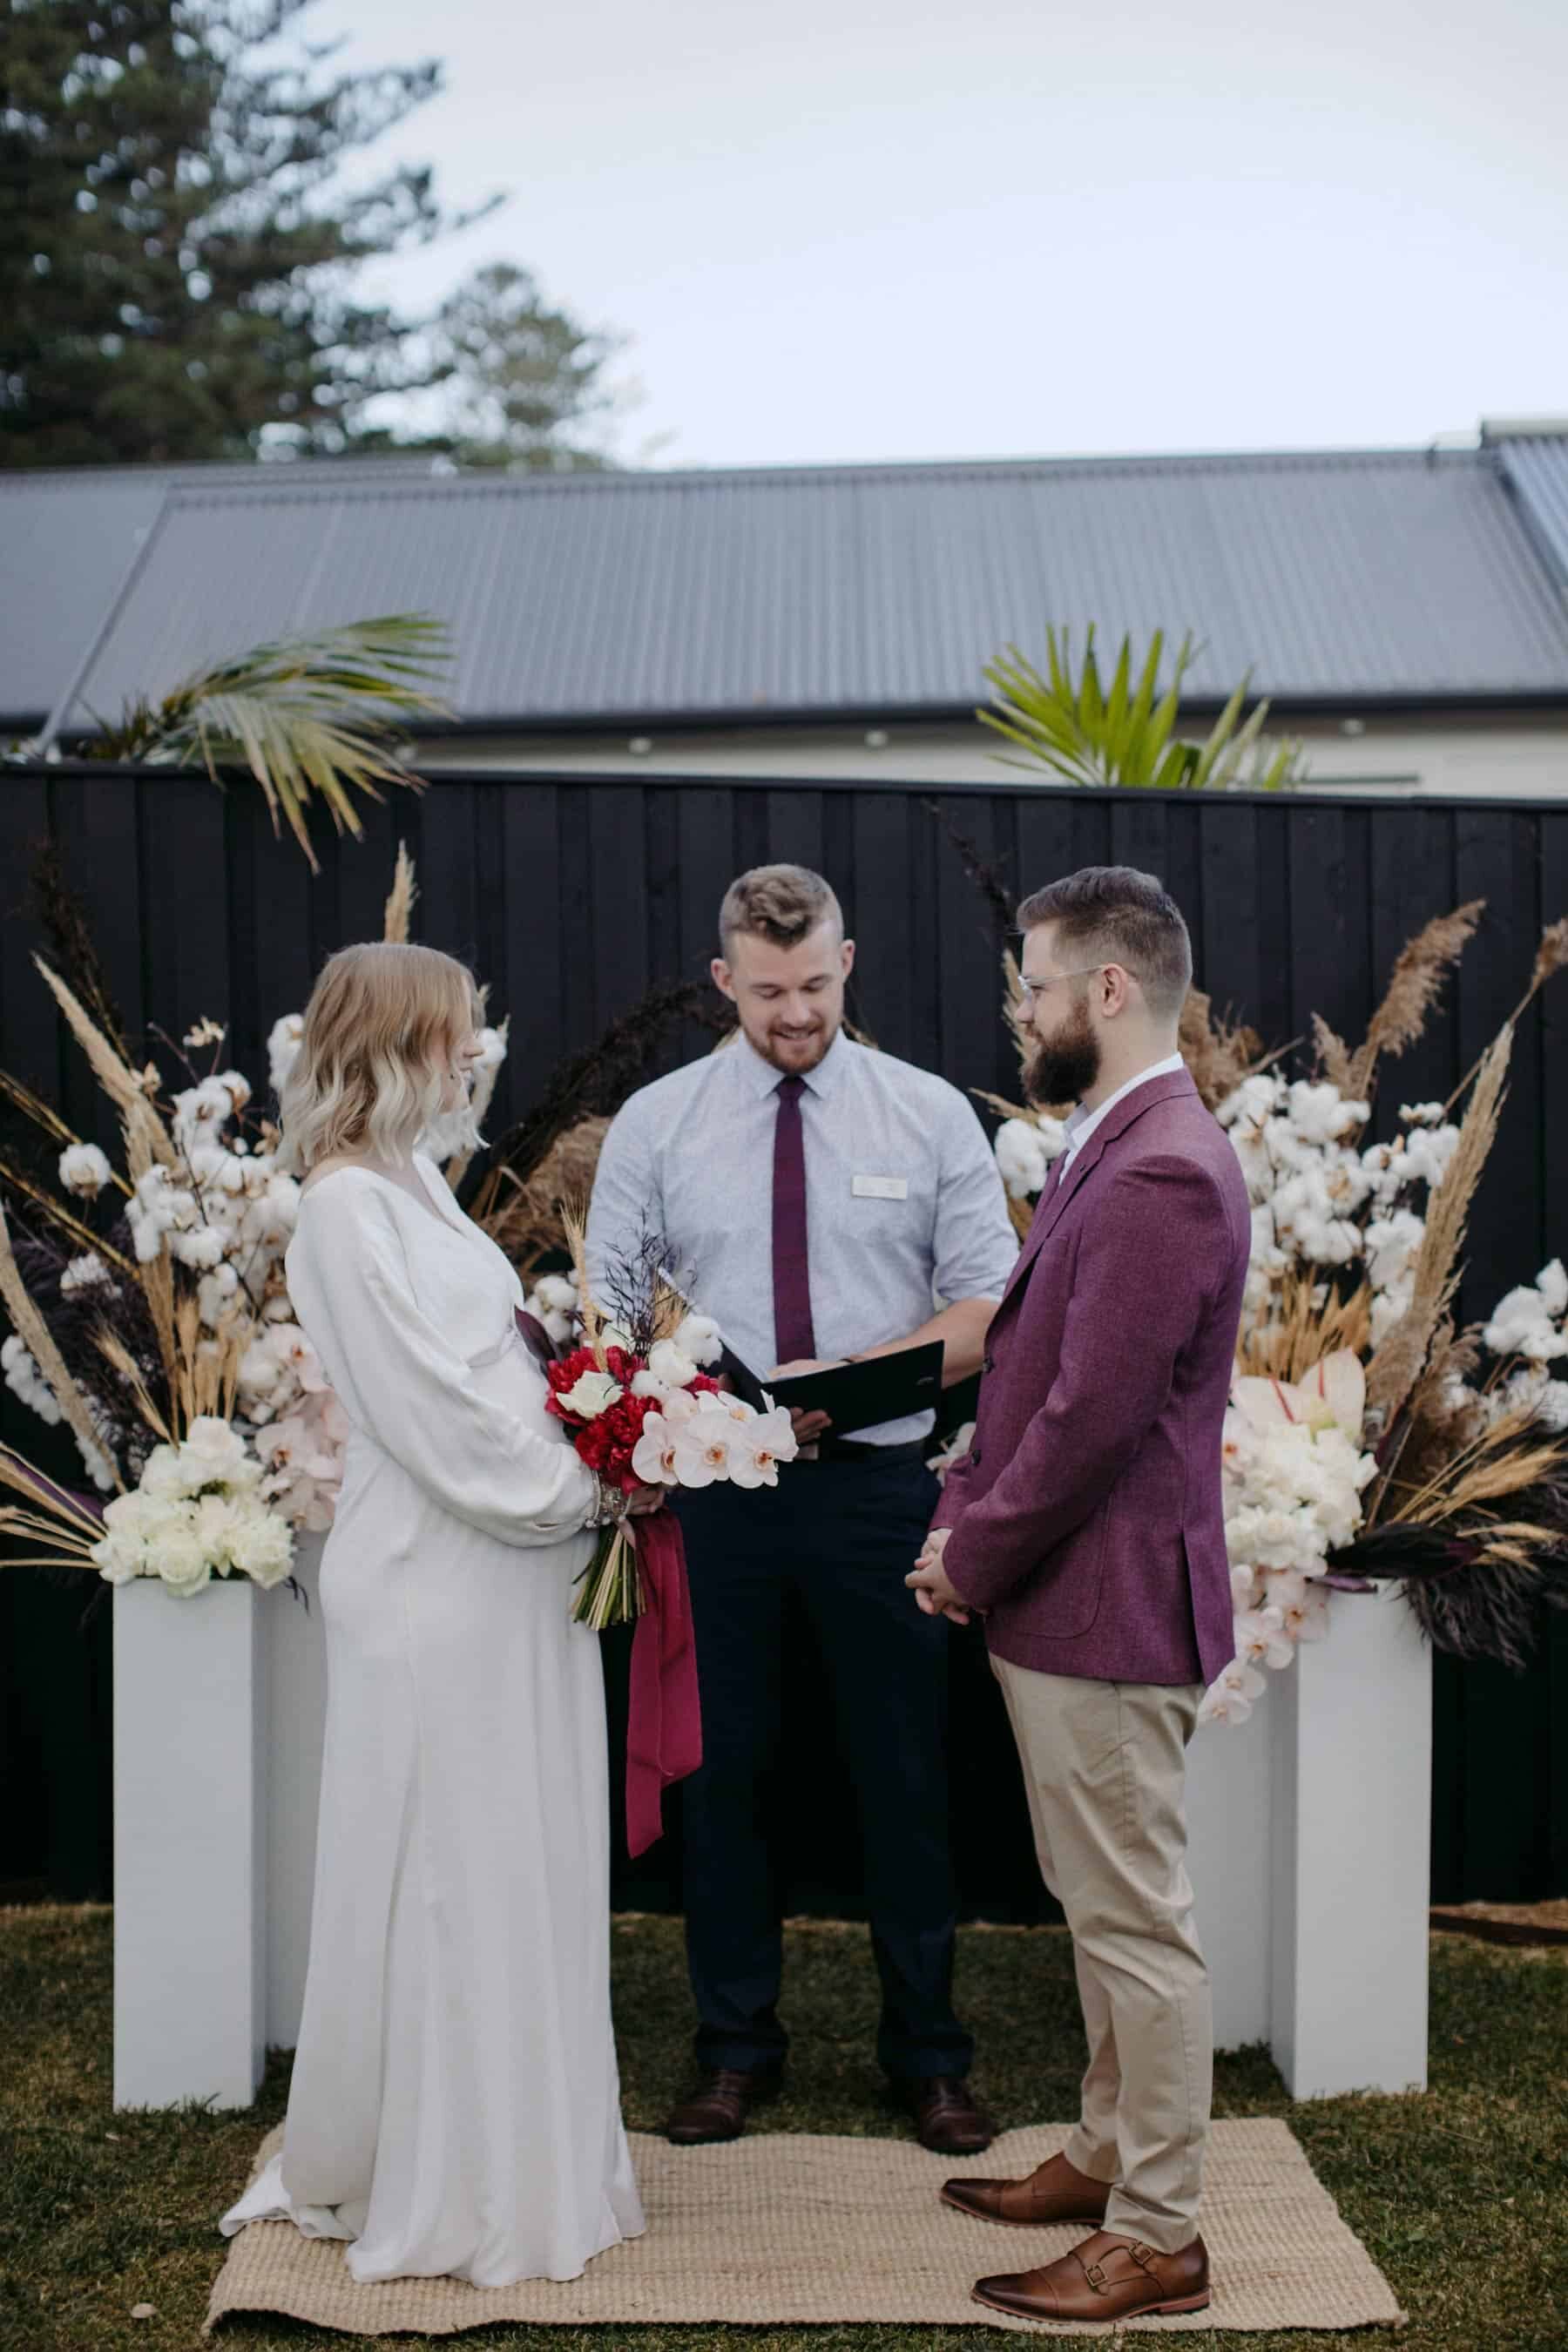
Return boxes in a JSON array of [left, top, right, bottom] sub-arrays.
[[546, 1217, 797, 1628]]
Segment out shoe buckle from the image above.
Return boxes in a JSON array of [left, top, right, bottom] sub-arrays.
[[1083, 2260, 1109, 2293]]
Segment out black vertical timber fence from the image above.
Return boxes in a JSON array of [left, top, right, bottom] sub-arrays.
[[3, 763, 1566, 1913]]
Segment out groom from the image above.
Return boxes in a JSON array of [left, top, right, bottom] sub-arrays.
[[908, 866, 1250, 2327]]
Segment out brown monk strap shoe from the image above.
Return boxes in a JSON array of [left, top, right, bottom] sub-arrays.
[[897, 2075, 996, 2155], [973, 2229, 1211, 2323], [942, 2146, 1111, 2227], [664, 2066, 782, 2146]]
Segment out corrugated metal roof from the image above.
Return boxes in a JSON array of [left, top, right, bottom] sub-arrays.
[[0, 457, 453, 728], [1494, 436, 1568, 598], [10, 443, 1568, 731]]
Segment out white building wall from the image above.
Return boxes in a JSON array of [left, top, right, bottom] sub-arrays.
[[422, 711, 1568, 798]]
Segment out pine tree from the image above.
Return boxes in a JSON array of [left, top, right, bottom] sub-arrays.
[[0, 0, 494, 466], [428, 262, 625, 470]]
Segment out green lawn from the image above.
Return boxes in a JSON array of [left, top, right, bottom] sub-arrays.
[[3, 1908, 1565, 2351]]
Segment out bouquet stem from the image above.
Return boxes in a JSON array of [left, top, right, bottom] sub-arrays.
[[571, 1524, 647, 1629]]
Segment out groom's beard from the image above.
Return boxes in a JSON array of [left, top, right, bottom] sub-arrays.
[[1024, 1000, 1101, 1110]]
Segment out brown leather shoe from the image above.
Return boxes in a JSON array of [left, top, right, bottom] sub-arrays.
[[897, 2076, 996, 2154], [973, 2230, 1211, 2323], [942, 2146, 1111, 2227], [664, 2066, 781, 2145]]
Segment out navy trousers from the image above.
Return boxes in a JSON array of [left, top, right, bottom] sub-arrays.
[[673, 1453, 973, 2081]]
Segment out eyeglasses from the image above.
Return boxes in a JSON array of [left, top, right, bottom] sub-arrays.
[[1017, 967, 1105, 1005]]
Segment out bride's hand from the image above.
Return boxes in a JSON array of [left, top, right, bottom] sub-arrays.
[[625, 1484, 666, 1517]]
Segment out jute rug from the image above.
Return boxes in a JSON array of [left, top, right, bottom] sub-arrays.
[[206, 2119, 1403, 2336]]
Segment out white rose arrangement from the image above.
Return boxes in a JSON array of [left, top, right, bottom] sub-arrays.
[[91, 1417, 294, 1596]]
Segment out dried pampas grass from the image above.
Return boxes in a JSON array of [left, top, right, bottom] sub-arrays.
[[1311, 1015, 1354, 1093], [1344, 899, 1484, 1101], [382, 841, 417, 944], [1364, 1025, 1511, 1426], [32, 958, 173, 1182], [1179, 986, 1266, 1111]]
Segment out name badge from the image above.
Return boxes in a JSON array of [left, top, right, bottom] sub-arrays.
[[853, 1173, 909, 1200]]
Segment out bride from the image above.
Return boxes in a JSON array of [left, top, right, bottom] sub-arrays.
[[220, 941, 650, 2286]]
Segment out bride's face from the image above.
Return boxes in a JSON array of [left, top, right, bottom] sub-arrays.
[[438, 1024, 486, 1114]]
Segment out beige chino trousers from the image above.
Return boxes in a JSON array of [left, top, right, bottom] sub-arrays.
[[991, 1654, 1210, 2254]]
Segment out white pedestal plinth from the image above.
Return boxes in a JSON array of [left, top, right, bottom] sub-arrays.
[[112, 1577, 265, 2110], [1269, 1584, 1431, 2098], [1186, 1695, 1272, 2052], [1187, 1585, 1431, 2095]]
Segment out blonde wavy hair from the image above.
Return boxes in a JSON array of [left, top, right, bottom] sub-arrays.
[[277, 943, 482, 1173]]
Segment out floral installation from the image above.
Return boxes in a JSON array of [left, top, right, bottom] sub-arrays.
[[981, 902, 1568, 1723], [544, 1211, 797, 1629], [0, 848, 507, 1597]]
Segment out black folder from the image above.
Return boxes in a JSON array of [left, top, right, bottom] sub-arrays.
[[719, 1340, 945, 1437]]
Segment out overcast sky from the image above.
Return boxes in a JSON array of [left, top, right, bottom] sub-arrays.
[[305, 0, 1568, 470]]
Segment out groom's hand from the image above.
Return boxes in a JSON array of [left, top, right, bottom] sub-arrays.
[[906, 1528, 970, 1625]]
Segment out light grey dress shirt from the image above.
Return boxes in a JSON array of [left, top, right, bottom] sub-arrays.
[[586, 1029, 1018, 1446]]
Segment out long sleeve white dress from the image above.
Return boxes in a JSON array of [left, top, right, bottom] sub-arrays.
[[219, 1153, 645, 2286]]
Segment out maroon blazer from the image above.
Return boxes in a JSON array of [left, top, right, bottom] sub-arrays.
[[934, 1068, 1250, 1688]]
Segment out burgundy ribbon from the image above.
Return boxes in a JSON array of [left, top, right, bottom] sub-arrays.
[[624, 1509, 703, 1858]]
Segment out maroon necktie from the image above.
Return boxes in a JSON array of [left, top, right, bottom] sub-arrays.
[[772, 1075, 817, 1363]]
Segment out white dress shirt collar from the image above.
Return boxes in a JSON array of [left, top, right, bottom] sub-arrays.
[[734, 1024, 851, 1100], [1061, 1051, 1187, 1166]]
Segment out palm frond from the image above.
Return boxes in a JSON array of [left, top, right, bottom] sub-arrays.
[[92, 617, 451, 873], [978, 626, 1307, 793]]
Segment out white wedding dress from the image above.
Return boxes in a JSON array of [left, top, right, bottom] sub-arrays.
[[220, 1153, 645, 2286]]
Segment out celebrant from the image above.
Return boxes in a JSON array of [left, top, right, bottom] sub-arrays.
[[587, 863, 1017, 2154]]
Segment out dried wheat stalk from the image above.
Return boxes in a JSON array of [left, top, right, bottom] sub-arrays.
[[1236, 1264, 1374, 1383], [94, 1330, 174, 1445], [1344, 899, 1484, 1101], [559, 1196, 606, 1369], [0, 1198, 124, 1492], [0, 1494, 102, 1571], [1364, 1024, 1511, 1425]]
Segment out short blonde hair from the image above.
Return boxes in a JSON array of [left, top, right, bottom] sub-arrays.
[[719, 864, 843, 954], [277, 943, 481, 1173]]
